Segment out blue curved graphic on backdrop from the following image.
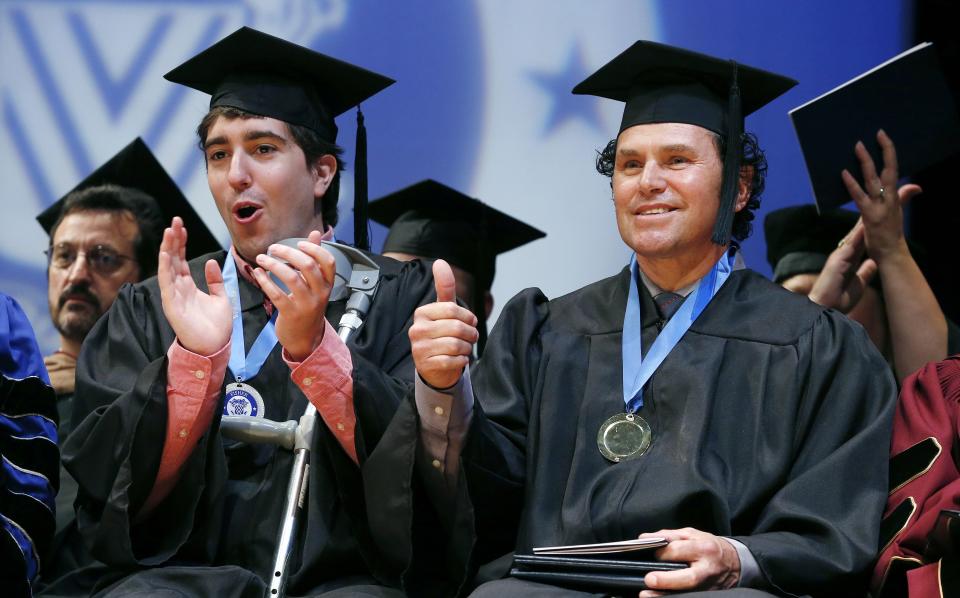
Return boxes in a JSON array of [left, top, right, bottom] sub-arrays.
[[6, 0, 910, 352], [1, 0, 482, 351]]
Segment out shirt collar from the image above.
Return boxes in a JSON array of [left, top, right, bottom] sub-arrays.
[[637, 269, 699, 299], [636, 248, 745, 298]]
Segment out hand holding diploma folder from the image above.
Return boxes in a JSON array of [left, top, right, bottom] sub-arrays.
[[790, 42, 960, 212], [512, 538, 687, 592]]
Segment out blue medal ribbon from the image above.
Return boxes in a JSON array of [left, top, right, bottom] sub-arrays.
[[222, 255, 279, 382], [621, 248, 737, 413]]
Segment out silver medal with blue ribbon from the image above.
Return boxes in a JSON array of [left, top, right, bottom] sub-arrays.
[[221, 256, 278, 419], [598, 248, 736, 463]]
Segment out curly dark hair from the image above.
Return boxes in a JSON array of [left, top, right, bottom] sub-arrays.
[[595, 130, 768, 241], [197, 106, 346, 228]]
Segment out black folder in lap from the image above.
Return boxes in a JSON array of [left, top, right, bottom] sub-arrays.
[[509, 569, 654, 592], [790, 42, 960, 212], [510, 554, 687, 592]]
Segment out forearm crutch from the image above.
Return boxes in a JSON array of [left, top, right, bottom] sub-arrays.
[[220, 241, 381, 597]]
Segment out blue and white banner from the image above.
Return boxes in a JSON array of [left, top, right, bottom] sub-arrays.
[[0, 0, 908, 352]]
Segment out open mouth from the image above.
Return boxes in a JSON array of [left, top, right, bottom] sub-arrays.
[[233, 202, 263, 223]]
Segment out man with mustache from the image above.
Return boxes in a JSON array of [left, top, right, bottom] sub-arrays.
[[42, 192, 151, 419], [37, 138, 219, 438], [35, 138, 220, 591]]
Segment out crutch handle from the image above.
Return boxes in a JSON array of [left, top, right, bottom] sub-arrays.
[[219, 416, 298, 450]]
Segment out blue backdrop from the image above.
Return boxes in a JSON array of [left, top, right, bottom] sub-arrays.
[[0, 0, 910, 352]]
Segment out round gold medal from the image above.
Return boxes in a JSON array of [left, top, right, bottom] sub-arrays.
[[597, 412, 652, 463]]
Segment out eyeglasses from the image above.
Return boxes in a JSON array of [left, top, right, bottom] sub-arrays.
[[44, 243, 134, 275]]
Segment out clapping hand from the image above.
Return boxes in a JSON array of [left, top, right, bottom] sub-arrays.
[[251, 231, 336, 362], [158, 217, 232, 356]]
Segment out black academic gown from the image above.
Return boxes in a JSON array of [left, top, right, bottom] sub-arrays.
[[56, 250, 434, 597], [366, 267, 897, 598]]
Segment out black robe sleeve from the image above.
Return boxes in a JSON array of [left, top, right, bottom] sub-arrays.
[[362, 287, 549, 593], [365, 271, 897, 598], [312, 257, 438, 585], [729, 310, 896, 595], [64, 254, 436, 576], [348, 257, 437, 461], [62, 280, 226, 568], [453, 289, 549, 564]]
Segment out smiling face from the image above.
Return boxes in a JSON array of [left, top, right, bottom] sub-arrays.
[[612, 122, 736, 269], [203, 115, 335, 261]]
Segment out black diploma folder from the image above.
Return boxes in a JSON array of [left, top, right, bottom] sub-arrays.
[[510, 554, 687, 592], [790, 42, 960, 211]]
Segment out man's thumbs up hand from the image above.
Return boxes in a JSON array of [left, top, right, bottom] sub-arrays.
[[409, 260, 479, 389], [433, 258, 458, 304]]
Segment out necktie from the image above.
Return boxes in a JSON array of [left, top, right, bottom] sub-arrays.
[[653, 292, 685, 321]]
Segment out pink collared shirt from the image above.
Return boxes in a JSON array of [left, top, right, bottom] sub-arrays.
[[140, 244, 357, 517]]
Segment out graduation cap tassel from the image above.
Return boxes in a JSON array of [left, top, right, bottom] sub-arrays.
[[476, 202, 490, 356], [712, 60, 742, 246], [354, 107, 370, 251]]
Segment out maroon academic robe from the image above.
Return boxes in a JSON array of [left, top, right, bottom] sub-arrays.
[[872, 356, 960, 598]]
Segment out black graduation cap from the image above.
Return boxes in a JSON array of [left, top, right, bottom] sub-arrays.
[[763, 205, 859, 283], [573, 41, 797, 244], [36, 137, 221, 259], [164, 26, 396, 250], [369, 179, 546, 291]]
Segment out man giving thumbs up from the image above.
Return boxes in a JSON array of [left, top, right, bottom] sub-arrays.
[[410, 260, 479, 391]]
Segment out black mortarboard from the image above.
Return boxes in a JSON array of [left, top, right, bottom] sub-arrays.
[[36, 137, 221, 259], [790, 42, 960, 212], [369, 179, 546, 291], [763, 205, 859, 283], [164, 26, 395, 250], [573, 41, 797, 244]]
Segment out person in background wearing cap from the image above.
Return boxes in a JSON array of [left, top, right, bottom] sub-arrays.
[[36, 138, 220, 438], [764, 128, 960, 597], [41, 186, 158, 423], [35, 138, 221, 594], [369, 179, 545, 356], [766, 131, 957, 385], [59, 28, 434, 596], [364, 41, 897, 597]]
